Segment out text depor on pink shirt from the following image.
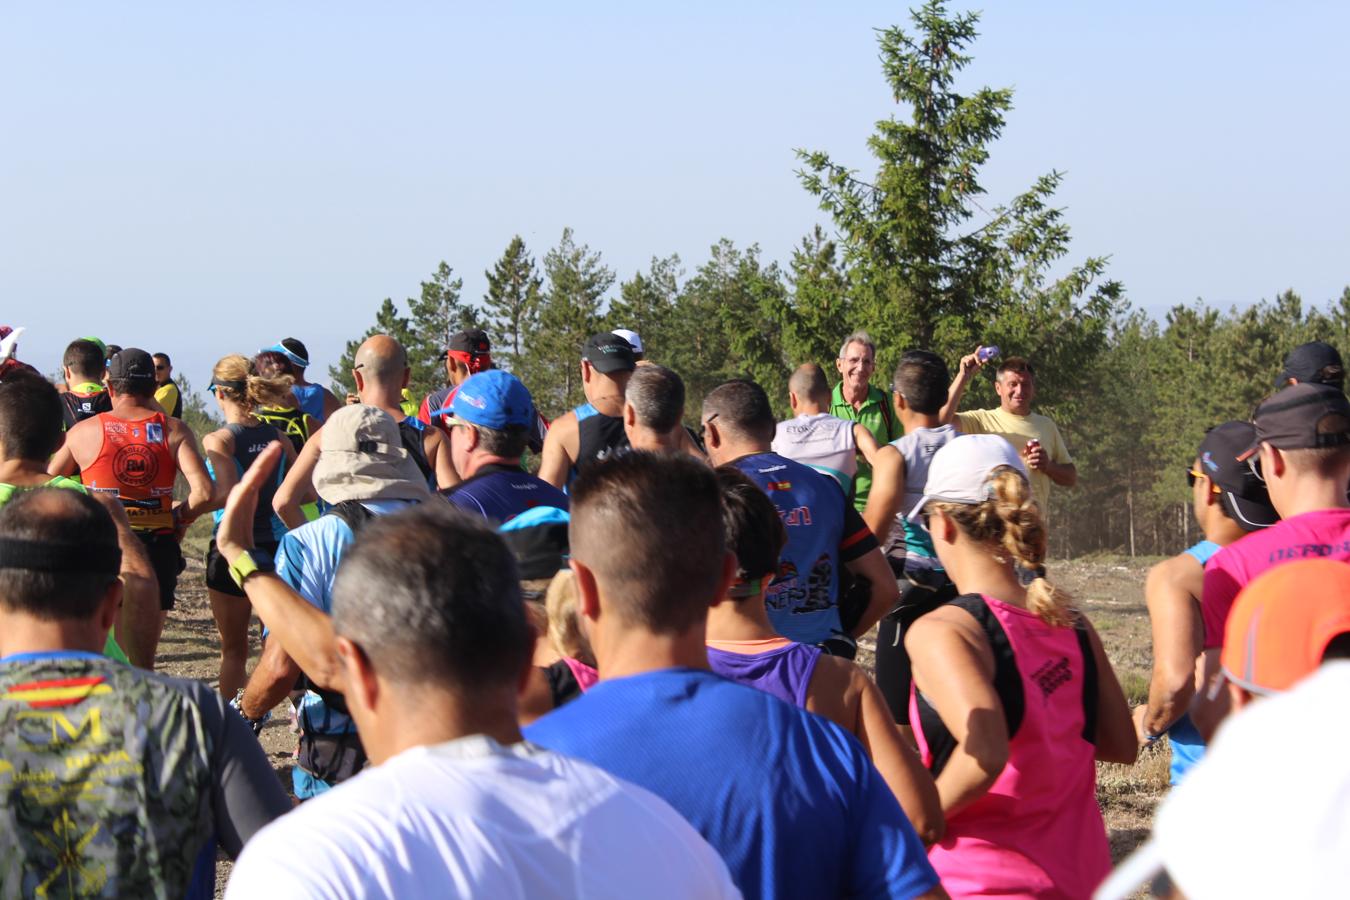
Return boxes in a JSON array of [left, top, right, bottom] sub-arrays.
[[1202, 508, 1350, 649]]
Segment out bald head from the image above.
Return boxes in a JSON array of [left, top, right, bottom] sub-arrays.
[[354, 335, 410, 384], [788, 364, 830, 408]]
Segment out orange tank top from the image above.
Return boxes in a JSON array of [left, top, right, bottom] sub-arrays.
[[82, 412, 177, 533]]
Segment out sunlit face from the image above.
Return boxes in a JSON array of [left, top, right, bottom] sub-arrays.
[[835, 341, 875, 392], [995, 370, 1035, 415]]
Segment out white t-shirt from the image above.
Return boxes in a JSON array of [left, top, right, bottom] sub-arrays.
[[225, 735, 741, 900]]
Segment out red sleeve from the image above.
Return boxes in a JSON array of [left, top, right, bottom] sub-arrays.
[[839, 503, 879, 562], [1201, 552, 1242, 649], [417, 394, 432, 425]]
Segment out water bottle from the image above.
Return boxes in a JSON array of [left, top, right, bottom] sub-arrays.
[[976, 345, 1000, 363]]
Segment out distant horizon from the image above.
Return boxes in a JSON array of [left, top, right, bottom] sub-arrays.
[[5, 3, 1347, 390]]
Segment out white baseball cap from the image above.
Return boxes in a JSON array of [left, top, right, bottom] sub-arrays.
[[612, 328, 643, 355], [907, 434, 1028, 521]]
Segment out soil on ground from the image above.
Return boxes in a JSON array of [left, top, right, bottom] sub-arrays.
[[161, 551, 1166, 898]]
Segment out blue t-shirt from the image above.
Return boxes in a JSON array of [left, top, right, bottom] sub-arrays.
[[525, 668, 937, 900], [442, 464, 569, 524], [734, 452, 878, 644], [272, 499, 418, 742], [291, 382, 326, 422], [1167, 539, 1223, 785]]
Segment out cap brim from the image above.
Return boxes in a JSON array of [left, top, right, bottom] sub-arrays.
[[1220, 491, 1278, 531], [1235, 440, 1261, 462], [906, 496, 933, 523], [586, 358, 634, 374]]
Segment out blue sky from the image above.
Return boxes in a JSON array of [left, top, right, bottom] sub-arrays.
[[3, 2, 1348, 387]]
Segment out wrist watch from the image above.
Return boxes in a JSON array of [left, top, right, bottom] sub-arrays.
[[230, 688, 270, 737], [228, 548, 275, 589]]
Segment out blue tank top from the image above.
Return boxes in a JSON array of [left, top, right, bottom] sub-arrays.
[[574, 402, 598, 421], [1167, 539, 1222, 785], [292, 382, 326, 422], [706, 641, 822, 709]]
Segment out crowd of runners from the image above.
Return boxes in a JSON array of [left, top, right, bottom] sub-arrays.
[[0, 325, 1347, 898]]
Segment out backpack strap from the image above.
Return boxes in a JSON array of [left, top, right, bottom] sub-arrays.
[[877, 389, 899, 441], [1074, 619, 1099, 744]]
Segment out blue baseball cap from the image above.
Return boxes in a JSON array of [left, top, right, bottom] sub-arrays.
[[438, 370, 535, 430]]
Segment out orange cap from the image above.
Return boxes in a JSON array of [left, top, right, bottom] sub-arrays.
[[1221, 559, 1350, 694]]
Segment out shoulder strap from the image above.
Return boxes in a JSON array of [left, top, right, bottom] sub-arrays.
[[397, 419, 434, 484], [1074, 620, 1099, 744], [948, 593, 1025, 739], [878, 391, 898, 441]]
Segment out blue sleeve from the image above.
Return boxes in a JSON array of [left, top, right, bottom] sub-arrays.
[[847, 749, 940, 899]]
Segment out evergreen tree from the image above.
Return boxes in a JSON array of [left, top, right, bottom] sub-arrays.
[[407, 262, 477, 397], [483, 236, 542, 372], [329, 298, 414, 397], [781, 226, 852, 371], [796, 0, 1122, 396], [606, 254, 683, 362], [525, 228, 615, 414]]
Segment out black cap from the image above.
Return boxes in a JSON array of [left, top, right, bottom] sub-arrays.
[[582, 333, 636, 374], [447, 329, 491, 355], [1277, 341, 1344, 388], [498, 507, 570, 581], [1239, 383, 1350, 460], [1196, 422, 1278, 531], [107, 348, 156, 381]]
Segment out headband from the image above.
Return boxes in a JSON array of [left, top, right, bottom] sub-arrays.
[[263, 343, 309, 368], [0, 538, 121, 576], [210, 379, 246, 393]]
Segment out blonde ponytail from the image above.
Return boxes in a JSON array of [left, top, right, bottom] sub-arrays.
[[211, 354, 295, 411], [931, 465, 1077, 627]]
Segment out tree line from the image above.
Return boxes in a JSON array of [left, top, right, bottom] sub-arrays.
[[324, 1, 1347, 559]]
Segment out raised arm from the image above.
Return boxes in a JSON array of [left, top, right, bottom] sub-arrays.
[[938, 349, 986, 426], [853, 422, 883, 468]]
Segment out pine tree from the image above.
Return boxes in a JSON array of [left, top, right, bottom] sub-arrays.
[[781, 226, 852, 371], [606, 254, 682, 362], [525, 228, 615, 414], [328, 298, 415, 397], [482, 236, 542, 372], [407, 262, 477, 397]]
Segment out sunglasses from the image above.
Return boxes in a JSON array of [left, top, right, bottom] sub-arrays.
[[1187, 467, 1223, 494], [699, 413, 719, 440]]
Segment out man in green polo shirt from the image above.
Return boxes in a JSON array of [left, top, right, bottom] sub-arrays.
[[830, 331, 901, 512]]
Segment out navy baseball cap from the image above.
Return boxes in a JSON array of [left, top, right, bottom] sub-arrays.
[[439, 370, 535, 430], [1277, 341, 1344, 388], [582, 333, 636, 374]]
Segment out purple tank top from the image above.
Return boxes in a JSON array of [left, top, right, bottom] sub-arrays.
[[706, 641, 822, 708]]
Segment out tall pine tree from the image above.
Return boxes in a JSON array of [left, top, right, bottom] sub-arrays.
[[525, 228, 615, 414], [328, 298, 415, 397], [482, 236, 542, 372], [407, 262, 478, 397]]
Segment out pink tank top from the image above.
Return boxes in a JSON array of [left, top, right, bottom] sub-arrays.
[[910, 594, 1109, 899]]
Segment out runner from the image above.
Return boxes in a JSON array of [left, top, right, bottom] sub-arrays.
[[774, 362, 882, 495], [862, 350, 961, 723], [152, 352, 184, 418], [1194, 382, 1350, 738], [252, 349, 321, 455], [200, 354, 300, 699], [273, 334, 447, 526], [416, 328, 493, 430], [1133, 422, 1275, 784], [212, 482, 739, 899], [0, 371, 145, 665], [831, 330, 902, 512], [701, 379, 897, 654], [440, 370, 568, 523], [262, 337, 341, 422], [707, 465, 943, 844], [58, 338, 113, 429], [621, 364, 705, 456], [524, 452, 942, 900], [905, 434, 1135, 899], [232, 405, 429, 800], [538, 333, 636, 488], [0, 489, 288, 899], [48, 348, 216, 662], [1276, 339, 1345, 390]]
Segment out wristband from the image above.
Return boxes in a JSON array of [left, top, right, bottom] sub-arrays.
[[228, 548, 275, 588], [230, 689, 270, 736]]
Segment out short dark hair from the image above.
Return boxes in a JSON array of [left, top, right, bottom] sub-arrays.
[[282, 338, 309, 367], [703, 379, 775, 444], [626, 365, 686, 433], [0, 373, 64, 460], [473, 423, 529, 458], [107, 376, 155, 399], [331, 503, 532, 690], [63, 340, 106, 381], [152, 353, 171, 367], [892, 350, 950, 414], [570, 452, 725, 634], [0, 490, 120, 621], [997, 357, 1036, 380], [715, 466, 786, 586]]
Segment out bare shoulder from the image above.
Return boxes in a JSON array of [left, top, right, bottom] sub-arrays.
[[1146, 552, 1203, 598]]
